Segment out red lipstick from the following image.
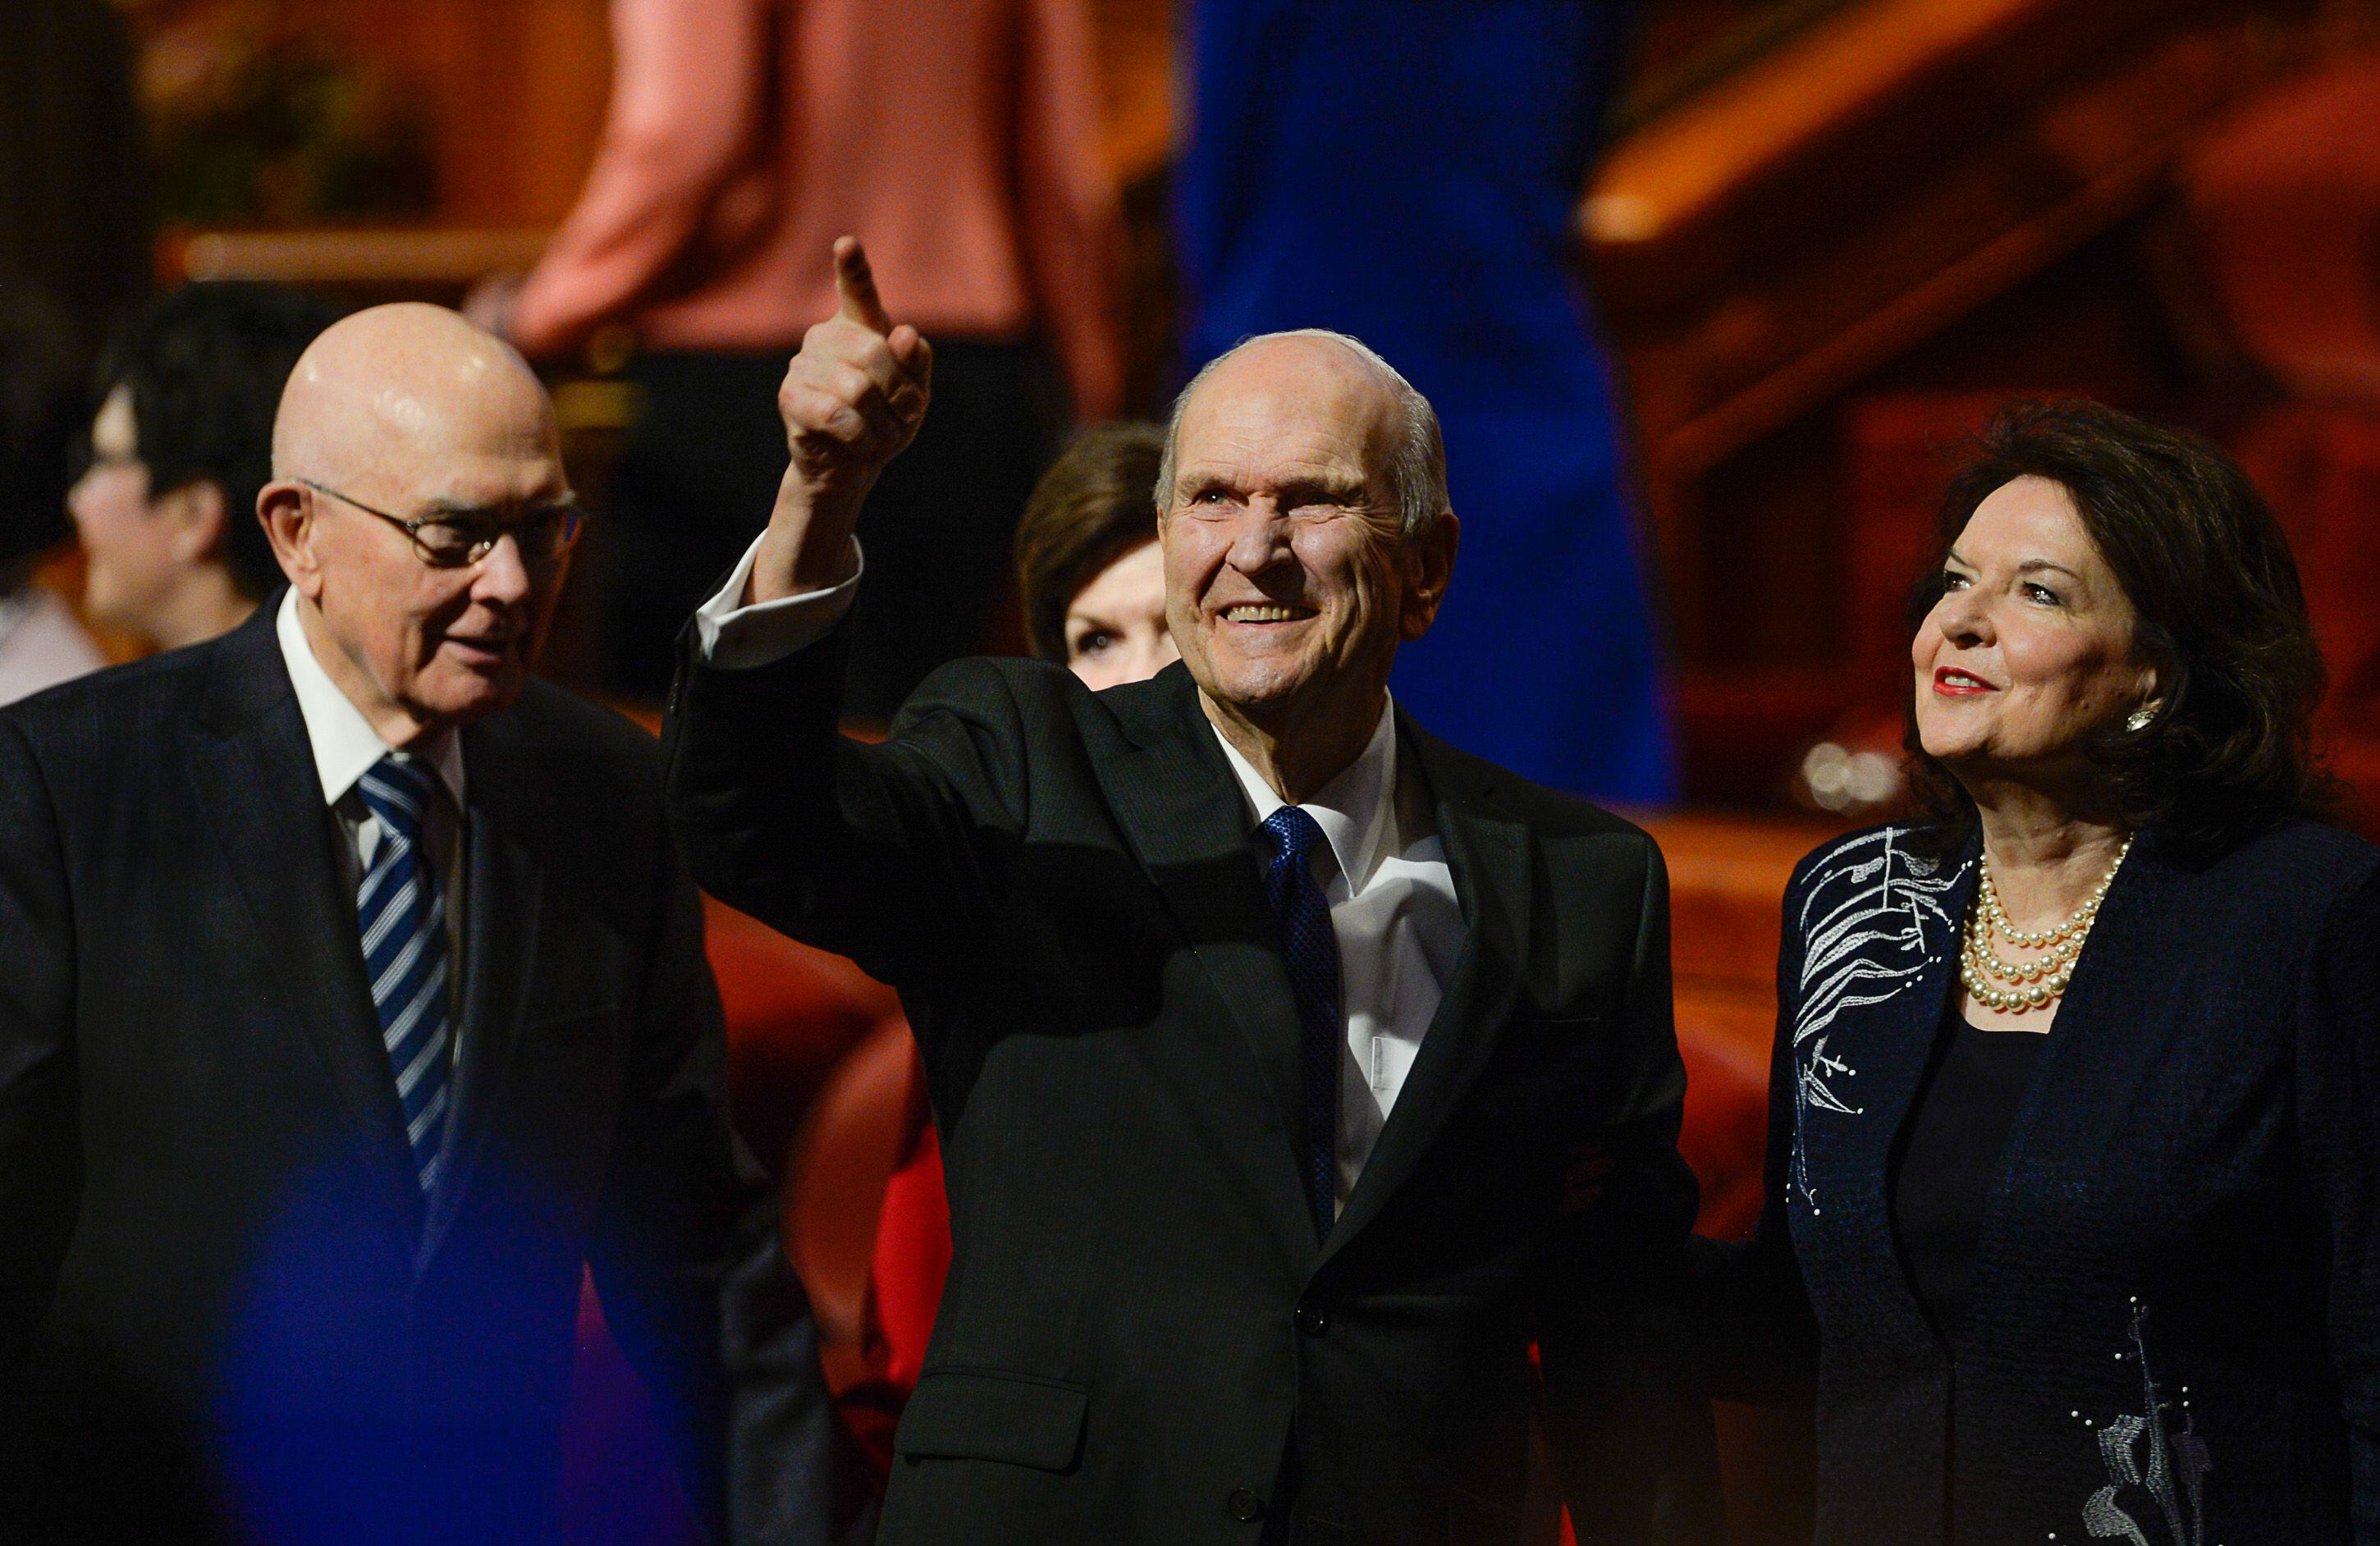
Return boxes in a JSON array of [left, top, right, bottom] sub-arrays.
[[1934, 667, 1995, 696]]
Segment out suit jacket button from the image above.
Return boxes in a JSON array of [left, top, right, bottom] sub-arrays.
[[1295, 1301, 1329, 1337], [1226, 1487, 1266, 1523]]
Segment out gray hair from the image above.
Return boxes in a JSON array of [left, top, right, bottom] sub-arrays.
[[1154, 328, 1450, 538]]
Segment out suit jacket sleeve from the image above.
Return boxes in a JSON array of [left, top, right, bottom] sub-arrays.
[[582, 811, 843, 1546], [1531, 835, 1723, 1545], [0, 716, 79, 1399], [1685, 860, 1821, 1402], [2301, 864, 2380, 1543], [661, 625, 1028, 993]]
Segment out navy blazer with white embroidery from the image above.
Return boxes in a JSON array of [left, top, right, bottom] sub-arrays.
[[1699, 818, 2380, 1546]]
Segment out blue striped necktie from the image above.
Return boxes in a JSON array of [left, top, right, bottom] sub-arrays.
[[356, 752, 451, 1195], [1258, 805, 1342, 1241]]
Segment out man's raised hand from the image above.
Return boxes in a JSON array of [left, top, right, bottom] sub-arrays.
[[751, 237, 935, 601]]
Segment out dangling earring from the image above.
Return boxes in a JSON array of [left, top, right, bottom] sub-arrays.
[[2126, 707, 2155, 733]]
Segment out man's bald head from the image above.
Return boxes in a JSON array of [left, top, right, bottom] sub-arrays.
[[259, 303, 576, 748], [1157, 330, 1449, 540], [274, 302, 557, 487]]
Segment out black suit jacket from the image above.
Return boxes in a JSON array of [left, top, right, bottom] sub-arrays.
[[663, 634, 1716, 1546], [1699, 820, 2380, 1545], [0, 603, 835, 1546]]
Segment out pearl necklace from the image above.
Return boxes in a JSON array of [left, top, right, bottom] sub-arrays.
[[1960, 834, 2133, 1013]]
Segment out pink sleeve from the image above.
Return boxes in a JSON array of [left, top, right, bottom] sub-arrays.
[[510, 0, 769, 359], [1014, 0, 1126, 421]]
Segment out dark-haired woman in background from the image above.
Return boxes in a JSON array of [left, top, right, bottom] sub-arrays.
[[1700, 400, 2380, 1544], [1013, 420, 1174, 688]]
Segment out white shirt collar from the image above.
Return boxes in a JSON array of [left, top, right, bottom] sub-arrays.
[[275, 588, 465, 811], [1211, 695, 1398, 893]]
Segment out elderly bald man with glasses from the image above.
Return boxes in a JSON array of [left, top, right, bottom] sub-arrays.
[[0, 303, 840, 1546]]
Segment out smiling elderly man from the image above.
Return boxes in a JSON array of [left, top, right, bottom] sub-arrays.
[[666, 240, 1717, 1546], [0, 304, 835, 1546]]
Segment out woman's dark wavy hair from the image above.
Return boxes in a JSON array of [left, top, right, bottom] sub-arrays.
[[1014, 421, 1165, 664], [1905, 400, 2332, 862]]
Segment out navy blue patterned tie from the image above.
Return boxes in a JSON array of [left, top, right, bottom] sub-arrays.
[[356, 753, 451, 1195], [1258, 806, 1343, 1241]]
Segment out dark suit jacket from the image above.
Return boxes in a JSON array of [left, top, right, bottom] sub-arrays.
[[1698, 820, 2380, 1545], [0, 603, 835, 1546], [663, 634, 1716, 1546]]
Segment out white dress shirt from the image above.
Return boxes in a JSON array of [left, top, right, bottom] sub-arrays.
[[692, 533, 865, 669], [693, 536, 1468, 1206], [276, 589, 468, 1017], [1209, 702, 1462, 1208]]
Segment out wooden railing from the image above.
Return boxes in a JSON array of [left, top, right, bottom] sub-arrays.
[[1588, 0, 2057, 261], [1579, 0, 2318, 677], [167, 226, 551, 290]]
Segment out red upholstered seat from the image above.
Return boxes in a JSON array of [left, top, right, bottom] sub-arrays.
[[779, 1018, 927, 1473], [1677, 1000, 1772, 1242], [556, 896, 911, 1541], [707, 899, 904, 1176], [869, 1124, 951, 1401]]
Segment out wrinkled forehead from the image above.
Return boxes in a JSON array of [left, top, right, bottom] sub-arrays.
[[1174, 343, 1402, 490], [316, 370, 565, 510], [282, 304, 566, 507]]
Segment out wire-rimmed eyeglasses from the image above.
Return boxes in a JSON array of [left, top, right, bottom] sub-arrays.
[[297, 477, 584, 569]]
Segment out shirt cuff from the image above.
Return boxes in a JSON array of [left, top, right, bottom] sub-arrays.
[[693, 533, 863, 670]]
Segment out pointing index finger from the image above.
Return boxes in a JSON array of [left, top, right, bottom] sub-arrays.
[[833, 236, 894, 336]]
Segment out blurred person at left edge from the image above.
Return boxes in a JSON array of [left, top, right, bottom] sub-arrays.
[[0, 304, 841, 1546], [69, 282, 343, 653]]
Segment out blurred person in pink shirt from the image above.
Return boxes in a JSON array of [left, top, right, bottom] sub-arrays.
[[485, 0, 1126, 712]]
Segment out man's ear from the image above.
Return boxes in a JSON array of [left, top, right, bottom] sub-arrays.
[[153, 478, 229, 565], [1399, 509, 1459, 643], [257, 479, 323, 599]]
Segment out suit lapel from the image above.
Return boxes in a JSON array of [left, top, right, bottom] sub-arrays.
[[190, 607, 423, 1237], [418, 719, 546, 1265], [1322, 715, 1530, 1260], [1859, 922, 1961, 1349], [1792, 828, 1975, 1356], [1097, 667, 1319, 1246], [1864, 927, 1964, 1197]]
